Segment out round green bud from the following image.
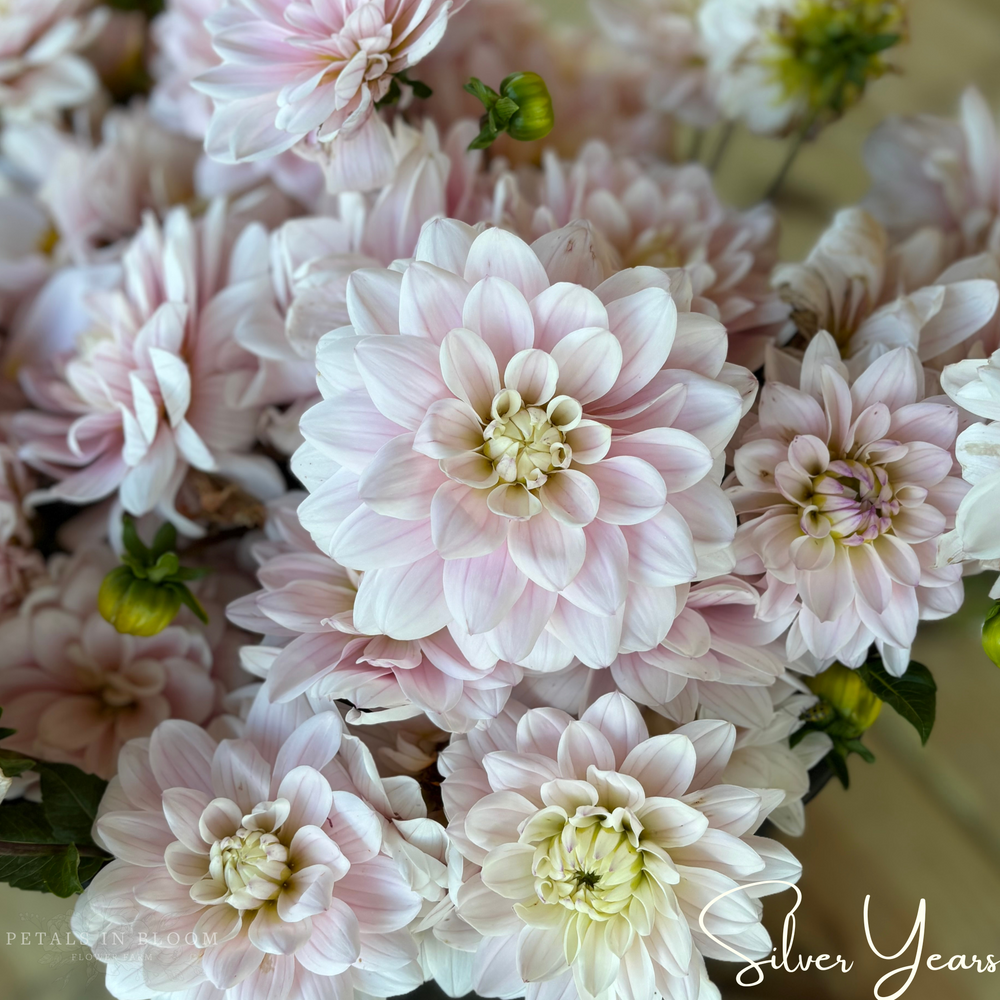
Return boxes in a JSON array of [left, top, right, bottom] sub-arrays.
[[99, 566, 182, 637], [807, 662, 882, 735], [499, 72, 554, 142], [983, 602, 1000, 668]]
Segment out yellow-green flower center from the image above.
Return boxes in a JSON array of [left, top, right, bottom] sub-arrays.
[[481, 390, 580, 490], [210, 828, 291, 911]]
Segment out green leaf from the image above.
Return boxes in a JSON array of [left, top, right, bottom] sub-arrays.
[[0, 801, 61, 844], [121, 515, 150, 563], [151, 521, 178, 560], [827, 749, 850, 790], [858, 655, 937, 745], [0, 728, 14, 741], [0, 845, 84, 897], [463, 77, 499, 110], [36, 763, 107, 844], [172, 584, 209, 625], [409, 79, 433, 100], [0, 748, 36, 777], [841, 738, 876, 764]]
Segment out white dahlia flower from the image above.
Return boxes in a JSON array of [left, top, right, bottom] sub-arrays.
[[772, 208, 1000, 375], [729, 332, 968, 673], [72, 693, 424, 1000], [439, 692, 801, 1000], [295, 219, 753, 671], [0, 0, 108, 123], [864, 87, 1000, 255], [13, 202, 290, 532], [194, 0, 466, 165]]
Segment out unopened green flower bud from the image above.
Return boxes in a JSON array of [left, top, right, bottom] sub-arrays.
[[807, 662, 882, 734], [983, 602, 1000, 668], [498, 72, 554, 142], [464, 71, 554, 150], [99, 566, 182, 637]]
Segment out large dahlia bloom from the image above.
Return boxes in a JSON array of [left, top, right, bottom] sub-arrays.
[[295, 220, 751, 671], [440, 692, 801, 1000], [729, 332, 968, 673], [864, 87, 1000, 255], [72, 696, 424, 1000], [937, 350, 1000, 595], [772, 208, 1000, 375], [13, 202, 288, 531], [497, 142, 788, 369], [0, 0, 107, 123], [227, 493, 522, 731], [194, 0, 466, 165], [0, 546, 215, 779]]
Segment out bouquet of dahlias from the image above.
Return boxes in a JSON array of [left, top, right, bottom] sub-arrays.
[[0, 1, 997, 999]]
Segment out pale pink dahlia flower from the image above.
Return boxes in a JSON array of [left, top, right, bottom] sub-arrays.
[[937, 350, 1000, 595], [497, 141, 788, 369], [864, 87, 1000, 256], [228, 493, 522, 731], [729, 332, 968, 674], [772, 208, 1000, 376], [591, 0, 719, 129], [0, 545, 215, 779], [440, 692, 801, 1000], [0, 191, 52, 328], [72, 697, 424, 1000], [14, 202, 288, 531], [295, 220, 751, 671], [0, 0, 107, 123], [3, 109, 200, 264], [194, 0, 467, 165]]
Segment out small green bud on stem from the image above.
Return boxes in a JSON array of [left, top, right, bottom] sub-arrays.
[[464, 72, 554, 150], [983, 602, 1000, 667], [98, 516, 210, 637]]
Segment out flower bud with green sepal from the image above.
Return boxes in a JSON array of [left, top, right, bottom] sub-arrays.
[[98, 517, 209, 637], [983, 602, 1000, 668], [463, 72, 554, 150]]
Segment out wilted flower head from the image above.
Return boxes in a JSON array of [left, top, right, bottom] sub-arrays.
[[729, 332, 967, 673], [497, 140, 788, 369], [699, 0, 906, 135], [0, 545, 215, 778], [72, 693, 425, 1000], [295, 218, 752, 673], [773, 207, 1000, 374], [864, 87, 1000, 255], [439, 692, 801, 1000], [0, 0, 108, 123], [194, 0, 467, 165], [13, 202, 288, 532]]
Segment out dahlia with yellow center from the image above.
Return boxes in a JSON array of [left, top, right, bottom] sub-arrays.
[[442, 694, 800, 999]]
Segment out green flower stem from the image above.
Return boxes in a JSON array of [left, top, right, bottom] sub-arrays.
[[708, 120, 736, 174], [764, 110, 820, 201]]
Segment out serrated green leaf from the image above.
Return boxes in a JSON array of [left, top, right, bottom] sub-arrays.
[[36, 764, 107, 844], [859, 656, 936, 745], [0, 748, 35, 777]]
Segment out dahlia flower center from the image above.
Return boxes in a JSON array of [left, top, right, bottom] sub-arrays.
[[530, 811, 644, 921], [69, 646, 167, 709], [481, 390, 579, 489], [805, 458, 899, 542], [190, 799, 294, 911], [211, 828, 291, 910]]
